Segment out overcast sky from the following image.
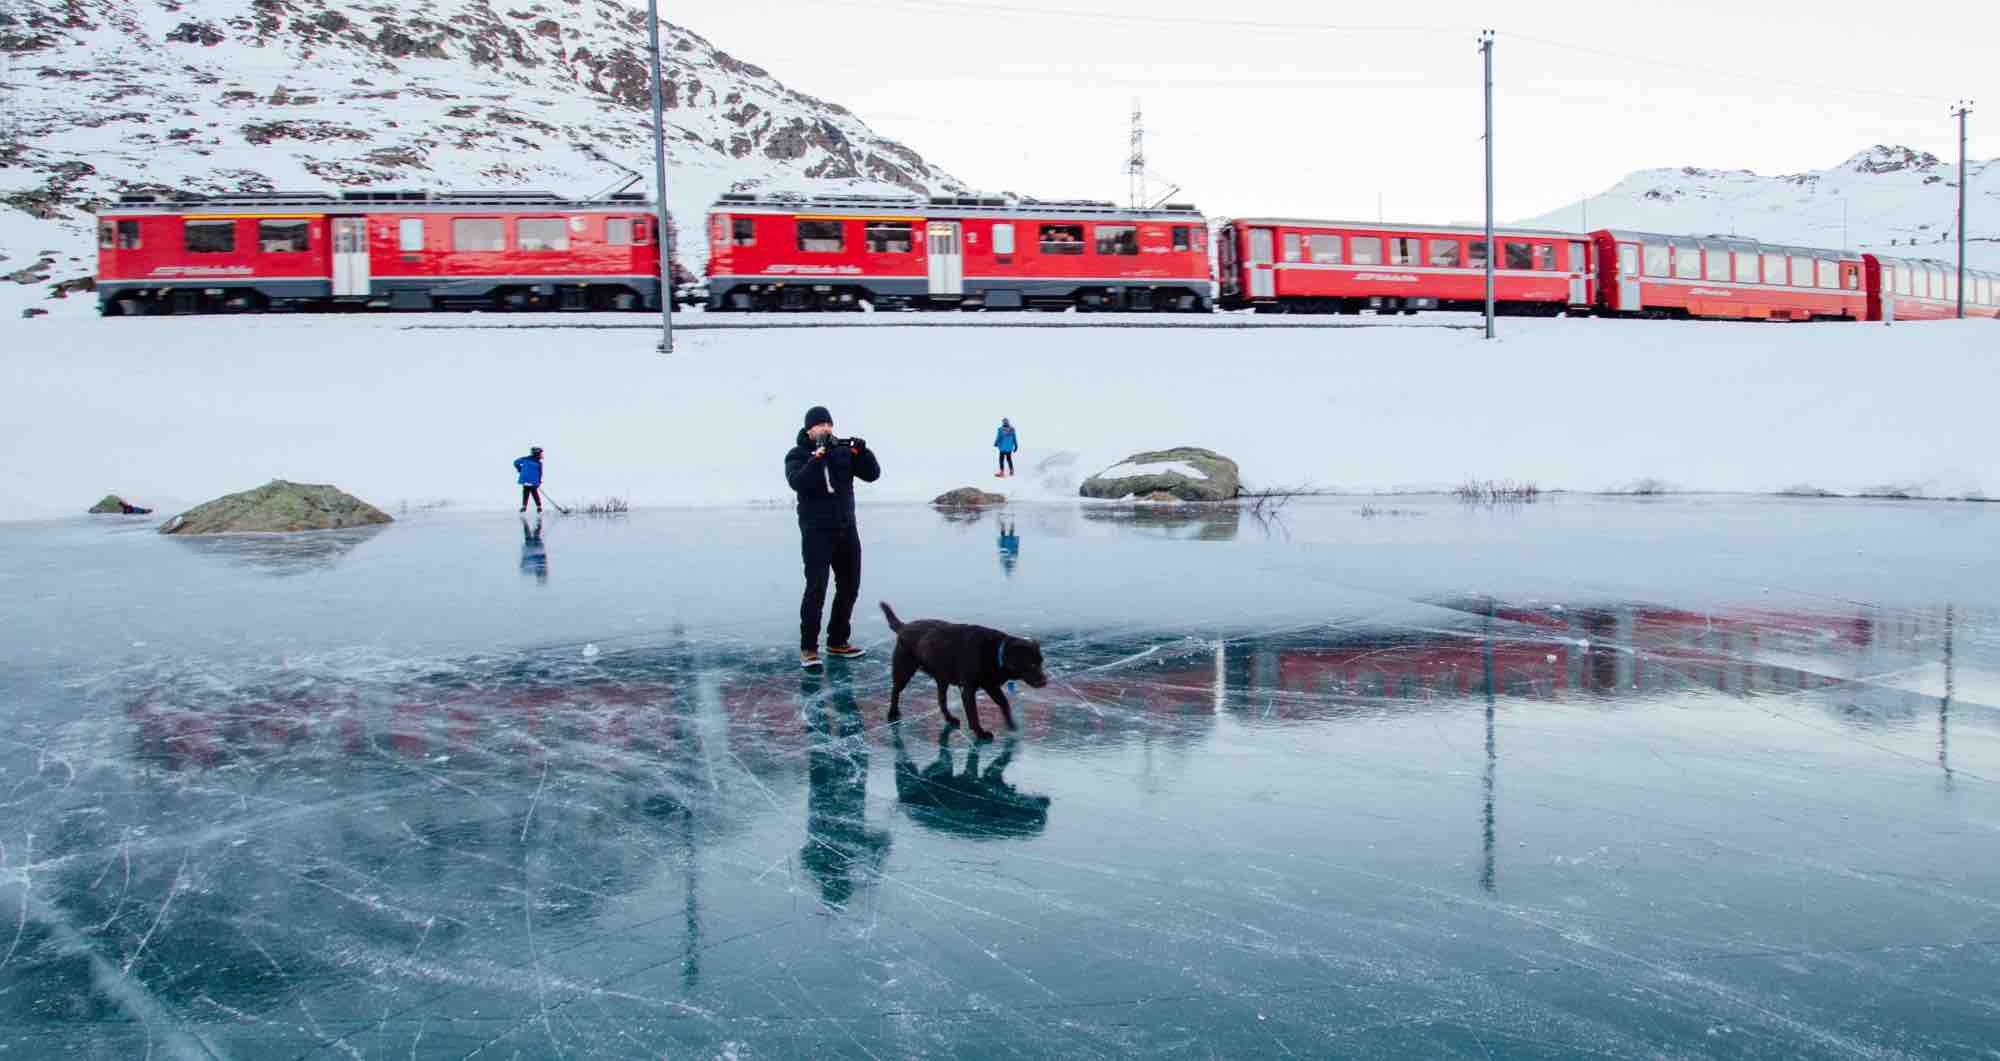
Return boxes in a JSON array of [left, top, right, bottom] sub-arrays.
[[677, 0, 1994, 225]]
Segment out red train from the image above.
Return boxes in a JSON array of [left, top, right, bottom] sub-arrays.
[[704, 193, 1212, 311], [95, 190, 665, 315], [92, 185, 1999, 324], [1215, 218, 1593, 314]]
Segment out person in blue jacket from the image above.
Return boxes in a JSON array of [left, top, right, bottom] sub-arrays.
[[514, 446, 544, 512], [993, 418, 1018, 477]]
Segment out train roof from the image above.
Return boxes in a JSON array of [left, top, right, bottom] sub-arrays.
[[1595, 228, 1856, 261], [712, 192, 1204, 220], [1867, 252, 1996, 276], [103, 190, 655, 213], [1224, 218, 1586, 241]]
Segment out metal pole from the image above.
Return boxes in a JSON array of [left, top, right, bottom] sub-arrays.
[[647, 0, 674, 353], [1481, 30, 1495, 340], [1953, 100, 1972, 320]]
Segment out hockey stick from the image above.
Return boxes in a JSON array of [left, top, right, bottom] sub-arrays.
[[540, 490, 572, 515]]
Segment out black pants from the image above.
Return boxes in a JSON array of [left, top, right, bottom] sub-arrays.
[[998, 451, 1015, 474], [801, 526, 862, 650], [521, 485, 542, 509]]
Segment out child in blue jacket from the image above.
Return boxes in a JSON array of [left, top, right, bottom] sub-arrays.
[[993, 419, 1018, 477], [514, 446, 544, 512]]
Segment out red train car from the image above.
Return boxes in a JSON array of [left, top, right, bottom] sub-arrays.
[[1590, 229, 1865, 321], [705, 193, 1211, 311], [96, 190, 664, 315], [1862, 254, 2000, 321], [1215, 219, 1592, 315]]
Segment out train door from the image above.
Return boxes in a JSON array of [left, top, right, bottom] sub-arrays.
[[1567, 240, 1589, 306], [927, 221, 963, 296], [1247, 227, 1275, 298], [1615, 241, 1640, 311], [332, 217, 370, 297]]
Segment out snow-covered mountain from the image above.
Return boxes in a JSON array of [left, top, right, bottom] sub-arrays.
[[1518, 146, 1999, 268], [0, 0, 966, 312]]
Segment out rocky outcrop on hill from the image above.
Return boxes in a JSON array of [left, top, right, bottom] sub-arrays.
[[88, 494, 150, 514], [1080, 448, 1242, 503], [159, 480, 392, 534]]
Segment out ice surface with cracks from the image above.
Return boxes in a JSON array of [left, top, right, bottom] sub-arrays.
[[0, 497, 1996, 1057]]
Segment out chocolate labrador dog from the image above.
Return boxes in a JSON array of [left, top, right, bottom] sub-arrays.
[[880, 602, 1049, 741]]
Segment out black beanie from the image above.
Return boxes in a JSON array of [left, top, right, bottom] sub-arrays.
[[804, 405, 833, 430]]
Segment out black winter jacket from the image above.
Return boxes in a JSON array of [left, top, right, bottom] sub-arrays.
[[784, 429, 881, 530]]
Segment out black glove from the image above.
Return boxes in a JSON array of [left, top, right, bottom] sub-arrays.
[[848, 437, 866, 451]]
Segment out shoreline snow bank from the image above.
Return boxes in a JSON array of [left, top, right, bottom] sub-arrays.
[[1, 314, 1995, 522]]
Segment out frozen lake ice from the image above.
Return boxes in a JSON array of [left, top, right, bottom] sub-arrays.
[[2, 496, 1997, 1057]]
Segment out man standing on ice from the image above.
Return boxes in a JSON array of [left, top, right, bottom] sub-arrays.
[[514, 446, 544, 513], [785, 406, 880, 670], [993, 418, 1018, 477]]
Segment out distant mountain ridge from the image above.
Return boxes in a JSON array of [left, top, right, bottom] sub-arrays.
[[0, 0, 967, 311], [1517, 145, 1998, 266]]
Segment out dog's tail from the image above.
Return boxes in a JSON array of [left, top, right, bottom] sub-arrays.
[[879, 601, 903, 632]]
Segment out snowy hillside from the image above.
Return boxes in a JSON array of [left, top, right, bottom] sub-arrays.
[[1519, 146, 1999, 268], [0, 0, 966, 313]]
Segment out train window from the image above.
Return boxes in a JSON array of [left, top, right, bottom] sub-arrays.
[[1844, 266, 1860, 291], [1788, 255, 1812, 287], [184, 220, 235, 254], [633, 219, 652, 244], [1702, 246, 1729, 280], [1569, 241, 1589, 272], [1945, 273, 1957, 301], [453, 218, 505, 252], [1816, 260, 1837, 289], [865, 222, 913, 253], [993, 223, 1015, 255], [1617, 244, 1636, 275], [1040, 224, 1084, 254], [1734, 250, 1757, 282], [732, 217, 755, 246], [100, 220, 141, 249], [796, 219, 844, 253], [1349, 236, 1382, 265], [1095, 225, 1139, 255], [1672, 243, 1700, 279], [1534, 243, 1558, 271], [518, 218, 570, 252], [1171, 225, 1191, 251], [1310, 234, 1341, 263], [257, 220, 310, 253], [1640, 243, 1667, 276], [399, 218, 425, 252], [1895, 265, 1910, 295], [1762, 253, 1786, 285], [1505, 241, 1535, 270], [1469, 240, 1490, 269], [605, 218, 633, 246], [1390, 238, 1419, 265], [1427, 239, 1459, 267], [1282, 233, 1302, 262]]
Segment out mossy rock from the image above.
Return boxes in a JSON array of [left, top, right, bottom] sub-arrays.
[[88, 494, 147, 514], [932, 487, 1007, 508], [1080, 447, 1241, 502], [159, 480, 393, 534]]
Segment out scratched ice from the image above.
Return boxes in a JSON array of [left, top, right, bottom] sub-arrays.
[[2, 498, 1996, 1058]]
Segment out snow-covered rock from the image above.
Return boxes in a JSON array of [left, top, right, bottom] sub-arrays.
[[0, 0, 966, 315], [1520, 146, 1998, 267]]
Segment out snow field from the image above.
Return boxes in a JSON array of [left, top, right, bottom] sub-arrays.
[[1, 313, 1995, 522]]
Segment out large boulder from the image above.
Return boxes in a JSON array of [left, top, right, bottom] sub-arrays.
[[932, 486, 1007, 508], [1079, 447, 1241, 502], [159, 480, 393, 535], [89, 494, 151, 515]]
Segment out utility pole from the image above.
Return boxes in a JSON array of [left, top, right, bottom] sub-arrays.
[[1480, 30, 1495, 340], [1127, 101, 1146, 210], [1952, 100, 1972, 319], [646, 0, 674, 353]]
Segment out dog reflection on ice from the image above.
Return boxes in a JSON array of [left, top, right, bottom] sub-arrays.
[[892, 726, 1051, 839]]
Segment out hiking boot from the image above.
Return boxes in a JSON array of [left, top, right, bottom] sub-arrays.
[[825, 643, 866, 660], [800, 649, 822, 670]]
